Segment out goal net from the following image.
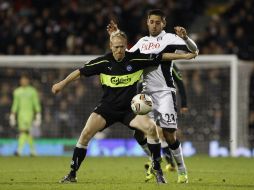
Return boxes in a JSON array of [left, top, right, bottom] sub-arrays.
[[0, 55, 251, 156], [176, 55, 252, 156]]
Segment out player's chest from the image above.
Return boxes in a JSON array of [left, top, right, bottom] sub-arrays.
[[104, 61, 137, 75], [19, 90, 33, 99], [139, 38, 167, 53]]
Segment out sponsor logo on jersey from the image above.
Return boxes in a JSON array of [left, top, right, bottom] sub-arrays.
[[110, 76, 131, 85], [157, 36, 162, 41], [126, 65, 132, 71], [141, 42, 160, 51]]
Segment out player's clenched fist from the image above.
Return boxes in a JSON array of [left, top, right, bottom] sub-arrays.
[[52, 82, 64, 94], [174, 26, 188, 40]]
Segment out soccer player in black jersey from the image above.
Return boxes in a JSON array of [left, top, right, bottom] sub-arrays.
[[52, 31, 196, 184]]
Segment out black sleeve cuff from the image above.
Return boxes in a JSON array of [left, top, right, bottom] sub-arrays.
[[150, 53, 162, 61], [79, 68, 85, 76]]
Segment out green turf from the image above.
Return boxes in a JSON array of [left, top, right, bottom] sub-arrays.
[[0, 156, 254, 190]]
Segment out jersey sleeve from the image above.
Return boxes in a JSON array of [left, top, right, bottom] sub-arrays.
[[172, 64, 187, 108], [32, 88, 41, 113], [128, 39, 142, 52], [79, 56, 108, 76], [169, 34, 186, 45], [163, 34, 190, 53], [129, 50, 160, 69], [11, 90, 18, 113]]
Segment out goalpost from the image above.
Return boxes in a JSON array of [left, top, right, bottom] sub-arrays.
[[0, 55, 251, 156], [175, 55, 251, 156]]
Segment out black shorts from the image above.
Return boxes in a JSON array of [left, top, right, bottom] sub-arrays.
[[93, 102, 136, 128]]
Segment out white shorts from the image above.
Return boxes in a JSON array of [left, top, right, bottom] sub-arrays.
[[147, 90, 177, 129]]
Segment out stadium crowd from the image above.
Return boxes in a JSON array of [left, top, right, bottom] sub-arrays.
[[0, 0, 253, 59], [0, 0, 253, 149]]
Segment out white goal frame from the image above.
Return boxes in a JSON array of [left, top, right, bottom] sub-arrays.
[[0, 55, 245, 156], [175, 55, 238, 156]]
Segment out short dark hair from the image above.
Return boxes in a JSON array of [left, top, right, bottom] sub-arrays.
[[20, 72, 31, 80], [147, 9, 166, 20]]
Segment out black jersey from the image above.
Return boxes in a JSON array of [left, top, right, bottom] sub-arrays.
[[79, 51, 159, 111], [172, 64, 187, 108]]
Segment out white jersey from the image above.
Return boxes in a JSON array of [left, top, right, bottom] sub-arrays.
[[128, 30, 189, 93]]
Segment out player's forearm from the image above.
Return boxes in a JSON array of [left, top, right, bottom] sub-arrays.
[[184, 36, 199, 53], [62, 69, 81, 86], [162, 53, 196, 60], [52, 69, 81, 94]]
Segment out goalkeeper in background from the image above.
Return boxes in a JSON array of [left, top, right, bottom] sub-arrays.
[[9, 74, 42, 156]]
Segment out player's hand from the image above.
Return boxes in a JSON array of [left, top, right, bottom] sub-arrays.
[[174, 26, 188, 40], [107, 20, 119, 35], [9, 113, 16, 127], [180, 107, 188, 114], [52, 82, 65, 94], [33, 113, 42, 127], [184, 52, 198, 59]]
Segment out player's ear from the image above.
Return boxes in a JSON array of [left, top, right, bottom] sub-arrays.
[[109, 41, 112, 50], [146, 17, 150, 26], [162, 19, 166, 28]]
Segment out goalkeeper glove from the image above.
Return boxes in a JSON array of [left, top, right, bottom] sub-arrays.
[[9, 113, 16, 127], [34, 113, 42, 127]]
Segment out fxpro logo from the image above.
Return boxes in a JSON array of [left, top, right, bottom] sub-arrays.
[[141, 42, 160, 51], [111, 76, 131, 85]]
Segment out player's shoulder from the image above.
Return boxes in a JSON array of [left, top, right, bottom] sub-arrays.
[[28, 86, 38, 93], [95, 53, 110, 61], [14, 87, 21, 94], [126, 49, 141, 57], [164, 32, 179, 39], [86, 53, 111, 65], [135, 36, 150, 44], [131, 36, 150, 49]]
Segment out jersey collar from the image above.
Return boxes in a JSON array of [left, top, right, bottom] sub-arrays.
[[150, 30, 166, 39]]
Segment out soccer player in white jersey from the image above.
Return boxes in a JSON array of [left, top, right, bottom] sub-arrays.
[[107, 9, 198, 183]]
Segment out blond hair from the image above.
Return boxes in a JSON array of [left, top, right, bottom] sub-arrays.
[[110, 30, 127, 42]]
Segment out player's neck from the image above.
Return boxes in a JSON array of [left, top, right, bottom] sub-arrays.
[[150, 30, 165, 37]]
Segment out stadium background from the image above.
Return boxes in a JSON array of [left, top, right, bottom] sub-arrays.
[[0, 0, 254, 157]]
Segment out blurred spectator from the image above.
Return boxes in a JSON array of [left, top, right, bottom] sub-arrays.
[[0, 0, 253, 59], [0, 0, 205, 55], [54, 101, 75, 138], [198, 0, 254, 60]]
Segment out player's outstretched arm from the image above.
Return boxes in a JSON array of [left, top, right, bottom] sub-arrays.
[[52, 69, 80, 94], [162, 52, 198, 61]]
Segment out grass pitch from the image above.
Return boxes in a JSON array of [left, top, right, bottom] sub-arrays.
[[0, 156, 254, 190]]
